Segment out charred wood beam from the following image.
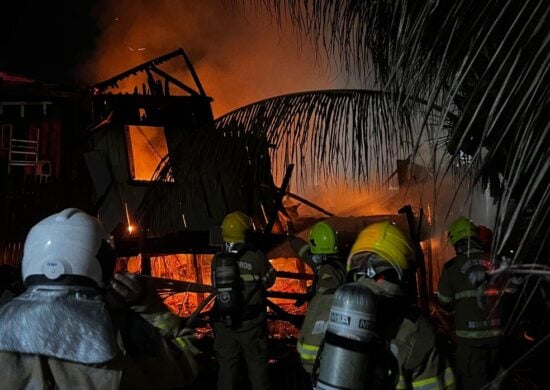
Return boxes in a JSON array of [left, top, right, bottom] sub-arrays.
[[265, 164, 294, 234], [150, 65, 199, 96], [275, 271, 314, 281], [398, 204, 429, 311], [146, 276, 306, 327], [92, 49, 185, 91], [141, 255, 152, 276], [115, 232, 216, 257], [266, 291, 308, 300], [140, 275, 213, 294], [185, 292, 216, 328], [266, 299, 304, 327], [116, 231, 290, 257], [192, 254, 205, 302], [260, 183, 334, 217], [92, 48, 206, 95], [144, 275, 309, 302], [145, 69, 163, 96], [177, 48, 206, 96], [285, 191, 334, 217]]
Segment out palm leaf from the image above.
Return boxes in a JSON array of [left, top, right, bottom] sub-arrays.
[[208, 89, 431, 187], [228, 0, 550, 338], [139, 89, 451, 235]]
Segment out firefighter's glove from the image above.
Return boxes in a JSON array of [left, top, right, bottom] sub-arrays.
[[173, 327, 201, 356], [106, 272, 147, 309], [142, 311, 181, 338], [510, 275, 525, 286]]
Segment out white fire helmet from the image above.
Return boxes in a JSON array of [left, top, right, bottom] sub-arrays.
[[22, 208, 112, 287]]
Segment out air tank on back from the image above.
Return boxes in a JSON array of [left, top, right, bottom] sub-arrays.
[[316, 282, 378, 390]]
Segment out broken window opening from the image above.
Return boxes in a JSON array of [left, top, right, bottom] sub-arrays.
[[125, 125, 171, 181]]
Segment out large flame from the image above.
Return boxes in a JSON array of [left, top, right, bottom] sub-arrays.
[[126, 125, 169, 181], [123, 253, 310, 322], [95, 2, 499, 320], [83, 0, 348, 117]]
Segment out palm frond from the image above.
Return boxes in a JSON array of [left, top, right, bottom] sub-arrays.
[[236, 0, 550, 264], [207, 89, 432, 187], [139, 89, 451, 235]]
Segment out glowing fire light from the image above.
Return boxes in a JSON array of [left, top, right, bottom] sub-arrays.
[[121, 254, 310, 320], [126, 125, 169, 181], [124, 202, 134, 235]]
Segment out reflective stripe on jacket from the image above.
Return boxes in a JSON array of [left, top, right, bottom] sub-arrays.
[[296, 293, 334, 373], [297, 341, 318, 364], [290, 236, 345, 296], [229, 249, 275, 308], [397, 367, 454, 389], [437, 250, 503, 342], [392, 314, 455, 390]]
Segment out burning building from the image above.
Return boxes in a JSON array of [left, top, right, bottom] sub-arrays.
[[1, 49, 434, 340]]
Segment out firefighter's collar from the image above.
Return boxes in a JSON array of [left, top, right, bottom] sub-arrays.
[[0, 287, 118, 364], [358, 277, 405, 298]]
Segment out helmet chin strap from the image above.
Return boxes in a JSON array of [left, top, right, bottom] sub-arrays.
[[224, 242, 245, 253]]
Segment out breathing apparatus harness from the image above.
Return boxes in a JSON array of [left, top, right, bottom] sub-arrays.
[[212, 243, 264, 328]]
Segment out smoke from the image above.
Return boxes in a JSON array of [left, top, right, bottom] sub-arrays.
[[84, 0, 499, 282], [81, 0, 346, 117], [283, 120, 499, 279]]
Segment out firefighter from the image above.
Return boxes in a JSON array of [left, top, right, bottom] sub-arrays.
[[437, 217, 503, 390], [340, 221, 455, 390], [0, 208, 198, 389], [290, 221, 346, 296], [211, 211, 276, 390], [294, 221, 347, 374]]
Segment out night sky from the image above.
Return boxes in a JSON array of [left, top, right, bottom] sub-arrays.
[[0, 0, 98, 84], [0, 1, 356, 116]]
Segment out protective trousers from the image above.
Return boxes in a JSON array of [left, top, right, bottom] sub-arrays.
[[213, 320, 270, 390], [456, 342, 501, 390]]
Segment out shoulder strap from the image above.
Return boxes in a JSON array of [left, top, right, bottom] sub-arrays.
[[324, 258, 346, 275], [233, 247, 264, 306]]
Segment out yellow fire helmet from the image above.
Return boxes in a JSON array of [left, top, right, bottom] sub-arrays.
[[347, 221, 413, 280], [221, 211, 252, 243]]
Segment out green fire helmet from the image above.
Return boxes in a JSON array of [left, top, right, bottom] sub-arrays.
[[447, 216, 477, 246], [309, 221, 339, 255]]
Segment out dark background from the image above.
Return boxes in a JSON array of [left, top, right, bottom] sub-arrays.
[[0, 0, 98, 83]]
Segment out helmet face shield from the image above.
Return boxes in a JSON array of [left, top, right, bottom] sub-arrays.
[[347, 222, 413, 281], [349, 253, 395, 281], [310, 254, 326, 266]]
